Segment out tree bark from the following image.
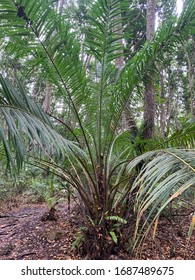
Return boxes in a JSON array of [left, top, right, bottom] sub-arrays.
[[143, 0, 156, 139], [122, 101, 138, 136], [58, 0, 65, 15], [159, 67, 166, 136], [165, 64, 172, 136], [146, 0, 156, 40], [183, 44, 195, 117], [44, 83, 52, 114]]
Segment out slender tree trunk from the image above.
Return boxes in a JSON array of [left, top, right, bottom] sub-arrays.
[[143, 0, 156, 139], [174, 67, 180, 131], [32, 70, 42, 101], [44, 83, 52, 114], [146, 0, 156, 40], [165, 64, 173, 135], [58, 0, 65, 15], [122, 102, 138, 136], [183, 45, 195, 117], [13, 62, 17, 86], [159, 68, 166, 136]]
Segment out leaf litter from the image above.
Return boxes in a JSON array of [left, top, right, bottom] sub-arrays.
[[0, 195, 194, 260]]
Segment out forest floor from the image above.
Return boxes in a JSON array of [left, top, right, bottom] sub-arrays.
[[0, 195, 195, 260]]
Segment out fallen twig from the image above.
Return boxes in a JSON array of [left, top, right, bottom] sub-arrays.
[[17, 252, 36, 259]]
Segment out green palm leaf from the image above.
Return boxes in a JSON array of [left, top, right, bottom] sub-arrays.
[[0, 74, 85, 168], [127, 148, 195, 248]]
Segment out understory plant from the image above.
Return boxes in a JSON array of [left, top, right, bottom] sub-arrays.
[[0, 0, 195, 258]]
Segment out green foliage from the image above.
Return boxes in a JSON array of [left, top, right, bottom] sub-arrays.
[[71, 227, 87, 251], [127, 148, 195, 248], [109, 230, 118, 244], [0, 160, 69, 205], [0, 166, 29, 202]]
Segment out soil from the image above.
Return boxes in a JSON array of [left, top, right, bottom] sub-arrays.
[[0, 195, 194, 260]]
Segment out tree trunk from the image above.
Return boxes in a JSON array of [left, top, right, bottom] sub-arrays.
[[146, 0, 156, 40], [44, 83, 52, 114], [183, 44, 195, 117], [165, 64, 172, 136], [122, 101, 138, 136], [159, 68, 166, 136], [58, 0, 65, 15], [143, 0, 156, 139]]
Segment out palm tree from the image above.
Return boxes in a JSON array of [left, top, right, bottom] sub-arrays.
[[0, 0, 195, 258]]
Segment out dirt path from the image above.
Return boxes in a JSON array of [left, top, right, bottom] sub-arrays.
[[0, 202, 81, 260], [0, 199, 194, 260]]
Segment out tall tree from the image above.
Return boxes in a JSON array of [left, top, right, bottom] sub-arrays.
[[182, 39, 195, 117], [143, 0, 156, 139]]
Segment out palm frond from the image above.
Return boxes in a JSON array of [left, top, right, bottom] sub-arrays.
[[85, 0, 127, 63], [0, 74, 85, 168], [162, 120, 195, 148], [0, 0, 89, 129], [127, 148, 195, 247], [0, 0, 97, 173], [83, 0, 129, 156]]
